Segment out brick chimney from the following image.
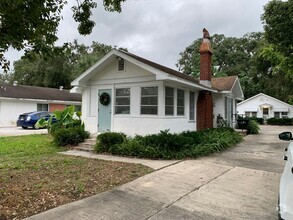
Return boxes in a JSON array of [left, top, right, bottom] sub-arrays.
[[197, 28, 214, 130], [199, 28, 212, 87]]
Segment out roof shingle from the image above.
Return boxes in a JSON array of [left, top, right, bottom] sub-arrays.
[[120, 50, 236, 91], [211, 76, 237, 91], [0, 83, 81, 102]]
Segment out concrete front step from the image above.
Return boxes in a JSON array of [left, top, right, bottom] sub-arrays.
[[72, 135, 97, 152], [83, 139, 96, 144], [73, 145, 94, 152]]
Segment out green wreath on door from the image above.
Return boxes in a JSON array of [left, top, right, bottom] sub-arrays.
[[99, 92, 111, 106]]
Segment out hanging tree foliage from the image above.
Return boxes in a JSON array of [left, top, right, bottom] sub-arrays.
[[0, 0, 126, 71]]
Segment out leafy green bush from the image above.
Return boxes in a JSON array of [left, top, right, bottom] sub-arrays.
[[95, 132, 126, 152], [249, 117, 264, 125], [36, 106, 90, 146], [53, 125, 90, 146], [247, 120, 260, 134], [95, 127, 243, 159], [267, 118, 293, 125], [133, 130, 194, 151]]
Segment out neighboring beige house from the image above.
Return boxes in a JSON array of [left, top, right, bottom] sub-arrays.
[[71, 29, 244, 136], [0, 83, 81, 127], [237, 93, 293, 119]]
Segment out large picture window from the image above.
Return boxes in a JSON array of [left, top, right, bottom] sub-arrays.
[[165, 87, 174, 115], [115, 88, 130, 114], [141, 87, 158, 115], [177, 89, 185, 115], [189, 91, 195, 120]]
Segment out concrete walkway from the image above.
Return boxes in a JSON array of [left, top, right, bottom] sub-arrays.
[[0, 126, 47, 136], [26, 125, 291, 220], [60, 150, 180, 170]]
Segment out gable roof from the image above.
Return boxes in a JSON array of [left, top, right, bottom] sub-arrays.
[[211, 76, 237, 91], [237, 93, 293, 108], [71, 49, 241, 96], [119, 50, 201, 85], [0, 83, 81, 102]]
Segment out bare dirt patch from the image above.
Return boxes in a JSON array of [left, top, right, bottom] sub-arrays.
[[0, 134, 153, 220], [0, 156, 152, 220]]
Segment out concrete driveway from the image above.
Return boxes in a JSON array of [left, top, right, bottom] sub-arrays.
[[0, 126, 47, 136], [27, 125, 291, 220]]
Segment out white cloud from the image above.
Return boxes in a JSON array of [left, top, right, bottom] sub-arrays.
[[4, 0, 270, 71]]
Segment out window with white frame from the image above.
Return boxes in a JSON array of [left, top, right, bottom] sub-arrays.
[[165, 87, 174, 115], [66, 105, 82, 112], [141, 87, 158, 115], [225, 97, 233, 123], [189, 91, 195, 120], [115, 88, 130, 114], [177, 89, 185, 116], [37, 104, 48, 111], [245, 111, 257, 117], [274, 112, 280, 118], [281, 112, 288, 118]]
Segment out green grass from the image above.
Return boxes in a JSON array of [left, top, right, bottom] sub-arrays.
[[0, 134, 153, 220], [0, 134, 61, 170]]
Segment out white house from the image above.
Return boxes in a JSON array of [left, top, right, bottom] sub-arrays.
[[237, 93, 293, 119], [0, 83, 81, 127], [71, 29, 244, 136]]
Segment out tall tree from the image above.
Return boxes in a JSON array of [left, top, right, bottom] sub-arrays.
[[177, 33, 263, 78], [177, 31, 292, 102], [262, 0, 293, 76], [70, 41, 114, 79], [0, 0, 126, 71], [10, 41, 114, 89]]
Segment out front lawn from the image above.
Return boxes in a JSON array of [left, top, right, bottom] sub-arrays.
[[0, 135, 153, 220]]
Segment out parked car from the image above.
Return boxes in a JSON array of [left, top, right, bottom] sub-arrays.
[[17, 111, 55, 129], [278, 131, 293, 220]]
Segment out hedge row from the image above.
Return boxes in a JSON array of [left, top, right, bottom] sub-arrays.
[[267, 118, 293, 125], [95, 127, 243, 160]]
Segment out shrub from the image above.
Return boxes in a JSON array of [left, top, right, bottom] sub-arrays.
[[94, 127, 243, 160], [133, 130, 193, 151], [249, 117, 264, 125], [53, 126, 90, 146], [236, 118, 249, 130], [37, 106, 90, 147], [95, 132, 126, 153], [267, 118, 293, 125], [247, 120, 260, 134]]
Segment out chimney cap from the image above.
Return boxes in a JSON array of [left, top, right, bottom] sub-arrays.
[[203, 28, 211, 39], [200, 28, 212, 53]]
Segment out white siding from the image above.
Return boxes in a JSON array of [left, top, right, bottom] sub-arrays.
[[81, 60, 200, 136], [0, 99, 82, 128], [113, 117, 195, 136], [237, 94, 293, 118], [0, 100, 36, 127], [213, 94, 237, 128]]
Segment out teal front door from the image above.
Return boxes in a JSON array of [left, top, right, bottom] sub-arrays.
[[98, 89, 112, 132]]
